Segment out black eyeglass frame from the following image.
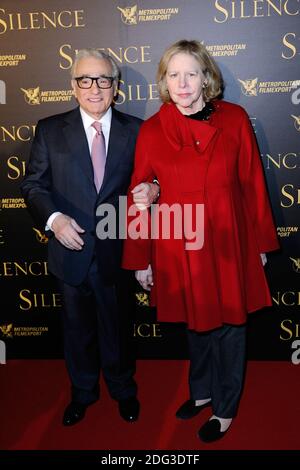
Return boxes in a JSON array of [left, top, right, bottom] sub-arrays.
[[74, 76, 115, 89]]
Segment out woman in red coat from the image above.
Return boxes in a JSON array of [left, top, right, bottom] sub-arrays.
[[123, 40, 279, 442]]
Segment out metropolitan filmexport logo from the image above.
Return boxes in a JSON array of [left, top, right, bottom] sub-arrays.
[[290, 258, 300, 273], [0, 324, 49, 337], [21, 86, 40, 105], [33, 228, 48, 244], [0, 324, 13, 338], [117, 5, 138, 24], [277, 227, 299, 238], [135, 292, 149, 306], [0, 54, 26, 67], [238, 78, 300, 96], [0, 198, 26, 209], [238, 78, 258, 96], [20, 86, 73, 105], [117, 4, 179, 24], [291, 115, 300, 132]]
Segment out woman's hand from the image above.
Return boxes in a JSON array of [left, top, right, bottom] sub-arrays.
[[135, 264, 153, 291]]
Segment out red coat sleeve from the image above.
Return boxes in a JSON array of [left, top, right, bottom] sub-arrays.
[[238, 110, 279, 253], [122, 124, 156, 270]]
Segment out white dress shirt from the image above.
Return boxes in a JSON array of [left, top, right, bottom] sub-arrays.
[[46, 107, 112, 230], [79, 106, 112, 154]]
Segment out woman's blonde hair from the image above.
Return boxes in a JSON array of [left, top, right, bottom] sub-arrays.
[[157, 40, 223, 103]]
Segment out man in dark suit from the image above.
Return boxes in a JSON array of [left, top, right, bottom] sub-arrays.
[[21, 49, 154, 426]]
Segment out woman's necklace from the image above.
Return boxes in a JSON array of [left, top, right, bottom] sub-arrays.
[[186, 102, 214, 121]]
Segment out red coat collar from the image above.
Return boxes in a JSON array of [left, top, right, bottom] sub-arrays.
[[159, 102, 218, 154]]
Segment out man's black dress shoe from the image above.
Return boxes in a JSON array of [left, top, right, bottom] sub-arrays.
[[198, 418, 228, 442], [118, 397, 140, 422], [176, 399, 211, 420], [63, 401, 87, 426]]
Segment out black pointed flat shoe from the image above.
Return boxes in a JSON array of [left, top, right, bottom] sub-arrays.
[[118, 397, 140, 422], [62, 401, 87, 426]]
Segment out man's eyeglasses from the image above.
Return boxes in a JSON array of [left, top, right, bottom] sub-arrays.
[[74, 76, 115, 89]]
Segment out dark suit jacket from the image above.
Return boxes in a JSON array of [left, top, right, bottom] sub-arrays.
[[21, 106, 142, 286]]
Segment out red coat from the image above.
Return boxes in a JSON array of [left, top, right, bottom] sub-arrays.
[[122, 100, 279, 332]]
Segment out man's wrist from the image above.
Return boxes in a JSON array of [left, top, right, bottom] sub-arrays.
[[46, 211, 62, 231]]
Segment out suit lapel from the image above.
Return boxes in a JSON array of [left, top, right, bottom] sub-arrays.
[[62, 107, 94, 185], [97, 108, 129, 201]]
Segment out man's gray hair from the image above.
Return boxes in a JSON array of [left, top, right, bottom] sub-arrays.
[[71, 48, 120, 80]]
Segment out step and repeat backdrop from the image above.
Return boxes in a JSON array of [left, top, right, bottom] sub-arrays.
[[0, 0, 299, 361]]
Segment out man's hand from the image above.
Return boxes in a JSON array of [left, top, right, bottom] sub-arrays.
[[135, 264, 153, 291], [132, 182, 159, 211], [52, 214, 85, 250]]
